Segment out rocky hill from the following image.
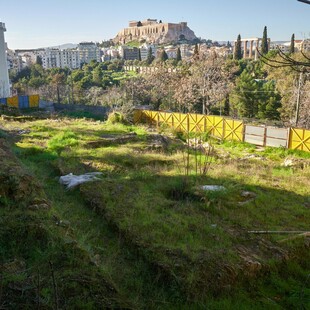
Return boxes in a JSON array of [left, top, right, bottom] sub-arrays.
[[114, 18, 197, 44]]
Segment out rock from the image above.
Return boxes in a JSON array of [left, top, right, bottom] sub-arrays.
[[238, 191, 257, 206], [57, 220, 71, 228], [243, 154, 265, 160], [240, 191, 257, 199], [86, 133, 138, 148], [282, 158, 294, 167], [281, 157, 310, 169], [186, 138, 213, 150], [244, 260, 262, 276], [28, 203, 50, 211]]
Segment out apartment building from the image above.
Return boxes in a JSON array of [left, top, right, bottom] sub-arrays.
[[77, 42, 100, 64], [6, 48, 23, 72], [42, 48, 80, 69]]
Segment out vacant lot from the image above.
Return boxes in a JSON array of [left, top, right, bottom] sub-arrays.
[[0, 112, 309, 309]]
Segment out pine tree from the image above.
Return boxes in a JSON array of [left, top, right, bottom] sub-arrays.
[[257, 81, 281, 120], [146, 47, 154, 65], [234, 34, 242, 60], [290, 33, 295, 54], [261, 26, 268, 55], [176, 47, 182, 62], [230, 70, 259, 118]]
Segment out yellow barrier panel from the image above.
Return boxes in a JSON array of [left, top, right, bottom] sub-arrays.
[[206, 116, 224, 138], [141, 110, 153, 124], [158, 112, 173, 128], [133, 109, 143, 123], [149, 111, 159, 126], [133, 110, 309, 152], [29, 95, 39, 107], [289, 128, 310, 152], [188, 113, 205, 133], [223, 119, 244, 141], [7, 96, 19, 108], [172, 113, 188, 132]]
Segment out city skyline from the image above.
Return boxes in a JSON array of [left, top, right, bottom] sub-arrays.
[[1, 0, 309, 50]]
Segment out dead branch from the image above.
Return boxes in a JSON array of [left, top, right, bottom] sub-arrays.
[[248, 230, 310, 234]]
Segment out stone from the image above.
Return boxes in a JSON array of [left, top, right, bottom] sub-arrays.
[[28, 203, 50, 211], [240, 191, 257, 199], [282, 158, 294, 167], [244, 260, 262, 276], [281, 157, 310, 169]]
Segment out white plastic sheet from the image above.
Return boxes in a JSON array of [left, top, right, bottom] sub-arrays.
[[59, 172, 103, 189]]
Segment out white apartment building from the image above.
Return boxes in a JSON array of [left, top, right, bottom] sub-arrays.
[[42, 48, 80, 69], [139, 43, 157, 60], [77, 42, 100, 64], [165, 47, 177, 59], [301, 39, 310, 52], [6, 48, 23, 72], [179, 44, 192, 59]]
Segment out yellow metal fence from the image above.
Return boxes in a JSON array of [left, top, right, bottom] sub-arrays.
[[134, 110, 310, 152]]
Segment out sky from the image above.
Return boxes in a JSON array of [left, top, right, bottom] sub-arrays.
[[0, 0, 309, 50]]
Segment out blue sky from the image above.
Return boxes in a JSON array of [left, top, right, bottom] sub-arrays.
[[1, 0, 309, 49]]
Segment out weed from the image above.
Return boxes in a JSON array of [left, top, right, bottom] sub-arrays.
[[47, 131, 79, 155]]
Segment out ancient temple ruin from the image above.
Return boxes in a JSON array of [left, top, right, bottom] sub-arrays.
[[114, 19, 197, 44]]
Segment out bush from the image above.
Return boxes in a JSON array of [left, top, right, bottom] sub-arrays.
[[107, 112, 127, 124]]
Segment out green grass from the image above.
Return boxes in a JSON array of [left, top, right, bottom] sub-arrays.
[[1, 114, 310, 308]]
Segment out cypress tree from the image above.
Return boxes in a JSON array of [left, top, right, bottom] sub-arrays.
[[176, 47, 182, 62], [261, 26, 268, 55], [193, 43, 199, 58], [234, 34, 242, 60], [146, 47, 154, 65], [223, 95, 230, 116], [160, 49, 168, 62], [289, 33, 295, 54]]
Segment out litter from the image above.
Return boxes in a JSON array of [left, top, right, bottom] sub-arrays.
[[201, 185, 226, 191], [59, 172, 103, 189]]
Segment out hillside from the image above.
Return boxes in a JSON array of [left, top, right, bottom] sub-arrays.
[[0, 109, 309, 309]]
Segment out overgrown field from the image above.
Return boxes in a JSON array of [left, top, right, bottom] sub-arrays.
[[0, 111, 309, 309]]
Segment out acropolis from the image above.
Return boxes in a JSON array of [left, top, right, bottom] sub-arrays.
[[114, 19, 197, 44]]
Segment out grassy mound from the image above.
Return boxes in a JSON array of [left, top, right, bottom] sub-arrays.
[[0, 115, 309, 308]]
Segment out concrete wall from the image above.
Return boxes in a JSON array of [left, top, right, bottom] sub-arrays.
[[53, 103, 109, 117]]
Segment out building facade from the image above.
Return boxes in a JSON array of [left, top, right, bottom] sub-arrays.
[[0, 21, 10, 97], [77, 42, 100, 64], [42, 48, 80, 69]]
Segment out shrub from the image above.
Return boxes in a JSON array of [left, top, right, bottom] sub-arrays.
[[107, 112, 126, 124]]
